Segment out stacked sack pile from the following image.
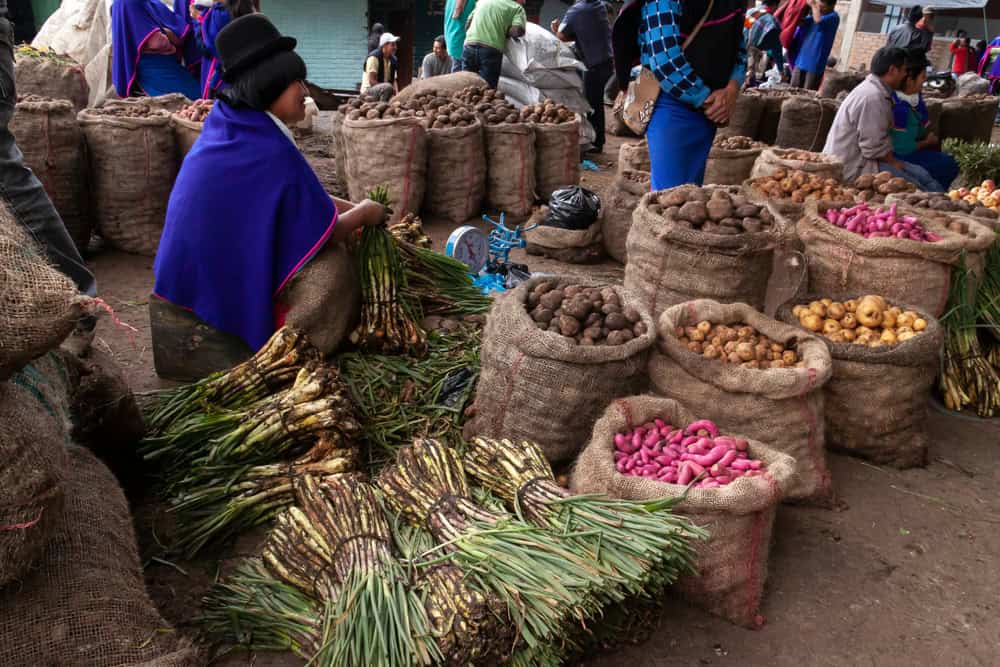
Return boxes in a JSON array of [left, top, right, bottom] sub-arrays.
[[0, 202, 198, 665], [331, 75, 583, 226]]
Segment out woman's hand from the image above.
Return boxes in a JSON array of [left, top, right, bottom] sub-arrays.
[[189, 3, 201, 19], [703, 81, 739, 125], [355, 199, 388, 227]]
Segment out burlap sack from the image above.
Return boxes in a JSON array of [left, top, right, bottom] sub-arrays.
[[425, 120, 486, 223], [484, 123, 536, 219], [717, 92, 765, 140], [169, 113, 202, 159], [14, 54, 88, 110], [343, 116, 427, 222], [618, 140, 650, 174], [535, 119, 581, 201], [649, 299, 834, 504], [330, 108, 349, 193], [0, 353, 72, 587], [571, 395, 795, 627], [602, 169, 650, 263], [818, 70, 864, 99], [105, 93, 192, 113], [277, 240, 360, 356], [704, 145, 764, 186], [750, 147, 844, 182], [797, 200, 973, 317], [957, 72, 990, 97], [624, 187, 783, 320], [394, 71, 487, 102], [926, 98, 942, 139], [78, 108, 176, 256], [0, 445, 199, 666], [0, 202, 91, 381], [939, 95, 998, 144], [11, 95, 90, 252], [609, 92, 636, 137], [525, 209, 604, 264], [774, 96, 839, 151], [777, 299, 941, 468], [470, 276, 655, 464]]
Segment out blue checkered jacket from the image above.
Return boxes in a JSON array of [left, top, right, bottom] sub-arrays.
[[639, 0, 747, 109]]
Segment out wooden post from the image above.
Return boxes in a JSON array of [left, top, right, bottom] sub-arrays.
[[838, 0, 865, 71]]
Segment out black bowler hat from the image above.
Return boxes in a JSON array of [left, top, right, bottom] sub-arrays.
[[216, 14, 297, 82]]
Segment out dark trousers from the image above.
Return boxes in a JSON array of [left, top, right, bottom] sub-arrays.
[[0, 18, 95, 296], [584, 60, 613, 151], [462, 43, 503, 89], [790, 67, 821, 91]]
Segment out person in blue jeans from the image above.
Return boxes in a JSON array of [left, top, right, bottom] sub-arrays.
[[612, 0, 747, 190], [890, 54, 958, 191]]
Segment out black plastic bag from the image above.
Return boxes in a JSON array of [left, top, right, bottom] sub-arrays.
[[544, 186, 601, 230]]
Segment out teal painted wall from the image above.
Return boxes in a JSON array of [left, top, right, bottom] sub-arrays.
[[265, 0, 368, 89]]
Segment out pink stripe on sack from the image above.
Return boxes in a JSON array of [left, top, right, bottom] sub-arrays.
[[273, 210, 339, 296], [1, 510, 43, 531], [126, 29, 162, 97]]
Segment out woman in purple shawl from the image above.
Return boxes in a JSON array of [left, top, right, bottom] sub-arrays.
[[154, 15, 385, 353], [112, 0, 200, 99], [189, 0, 256, 99]]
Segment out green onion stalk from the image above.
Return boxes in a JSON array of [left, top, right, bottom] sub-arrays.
[[377, 439, 608, 654], [263, 473, 442, 667], [940, 253, 1000, 416], [390, 514, 514, 665], [140, 326, 318, 437], [350, 185, 427, 355], [463, 437, 706, 604], [977, 239, 1000, 343], [337, 328, 481, 471], [396, 240, 492, 318], [168, 433, 358, 558], [142, 364, 360, 486], [201, 557, 332, 660]]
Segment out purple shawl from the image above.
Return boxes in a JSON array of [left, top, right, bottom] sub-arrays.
[[112, 0, 189, 96], [197, 4, 231, 98], [154, 101, 338, 350], [173, 0, 203, 76]]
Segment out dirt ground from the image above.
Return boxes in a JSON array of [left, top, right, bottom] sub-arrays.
[[84, 123, 1000, 667]]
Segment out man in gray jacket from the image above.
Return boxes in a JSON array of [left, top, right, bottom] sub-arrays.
[[823, 46, 940, 191]]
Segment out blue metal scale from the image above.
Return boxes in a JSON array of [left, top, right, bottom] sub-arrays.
[[444, 213, 537, 294]]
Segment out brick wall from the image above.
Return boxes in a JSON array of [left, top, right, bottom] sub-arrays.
[[266, 0, 367, 90], [845, 32, 955, 71]]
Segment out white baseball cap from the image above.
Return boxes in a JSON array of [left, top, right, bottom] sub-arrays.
[[379, 32, 401, 47]]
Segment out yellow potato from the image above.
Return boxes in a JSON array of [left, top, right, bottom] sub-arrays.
[[913, 318, 927, 332]]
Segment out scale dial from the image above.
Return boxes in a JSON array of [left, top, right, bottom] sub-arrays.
[[445, 226, 489, 274]]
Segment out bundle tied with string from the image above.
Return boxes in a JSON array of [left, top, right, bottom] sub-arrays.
[[774, 96, 839, 151], [624, 186, 787, 320], [78, 106, 177, 256], [649, 299, 835, 505], [0, 202, 93, 381]]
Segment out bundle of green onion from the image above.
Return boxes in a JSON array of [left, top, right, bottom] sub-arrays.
[[142, 364, 359, 482], [201, 558, 331, 660], [169, 433, 358, 557], [940, 254, 1000, 416], [389, 213, 432, 248], [978, 239, 1000, 342], [142, 326, 318, 436], [396, 240, 492, 318], [338, 328, 481, 470], [463, 437, 706, 603], [351, 185, 426, 355], [377, 439, 606, 654], [264, 473, 441, 667], [390, 519, 512, 665]]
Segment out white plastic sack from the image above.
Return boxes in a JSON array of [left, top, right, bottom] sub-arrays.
[[958, 72, 990, 97], [504, 23, 585, 75], [33, 0, 115, 107]]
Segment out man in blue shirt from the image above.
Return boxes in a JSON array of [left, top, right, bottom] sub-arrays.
[[551, 0, 613, 153], [790, 0, 839, 90]]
